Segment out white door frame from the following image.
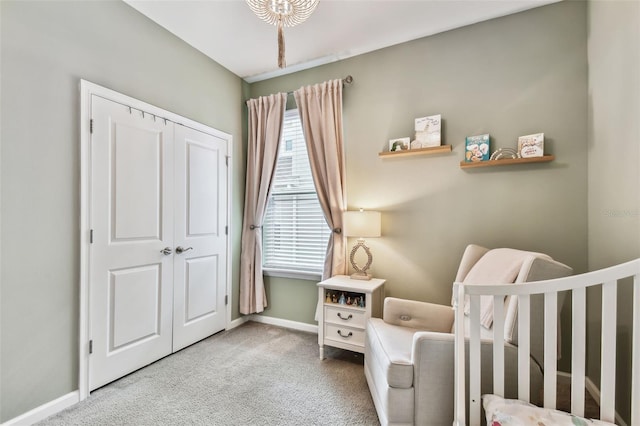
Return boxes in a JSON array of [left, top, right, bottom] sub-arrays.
[[79, 80, 233, 401]]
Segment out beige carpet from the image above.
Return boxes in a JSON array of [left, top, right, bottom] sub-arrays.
[[38, 322, 379, 425], [36, 320, 603, 425]]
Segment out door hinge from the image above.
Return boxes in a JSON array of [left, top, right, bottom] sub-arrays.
[[89, 340, 93, 354], [90, 119, 94, 134], [225, 225, 228, 235], [225, 156, 230, 166], [225, 295, 228, 306], [90, 229, 94, 244]]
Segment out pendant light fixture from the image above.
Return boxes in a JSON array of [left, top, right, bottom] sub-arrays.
[[246, 0, 319, 68]]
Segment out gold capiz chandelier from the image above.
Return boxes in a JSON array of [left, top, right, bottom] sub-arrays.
[[246, 0, 320, 68]]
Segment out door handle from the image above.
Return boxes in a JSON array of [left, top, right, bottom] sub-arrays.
[[160, 247, 173, 255], [176, 246, 193, 254]]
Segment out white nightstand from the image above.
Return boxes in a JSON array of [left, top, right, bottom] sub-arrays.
[[317, 275, 386, 360]]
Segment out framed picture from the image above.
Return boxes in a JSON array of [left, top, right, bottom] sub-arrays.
[[414, 114, 442, 148], [389, 137, 410, 152], [518, 133, 544, 158]]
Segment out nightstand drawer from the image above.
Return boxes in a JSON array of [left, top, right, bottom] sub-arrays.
[[324, 324, 366, 347], [324, 305, 366, 329]]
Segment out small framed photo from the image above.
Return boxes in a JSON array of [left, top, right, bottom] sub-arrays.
[[389, 137, 410, 152], [414, 114, 442, 148], [518, 133, 544, 158]]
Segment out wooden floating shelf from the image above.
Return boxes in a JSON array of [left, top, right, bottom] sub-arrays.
[[378, 145, 452, 158], [459, 155, 555, 169]]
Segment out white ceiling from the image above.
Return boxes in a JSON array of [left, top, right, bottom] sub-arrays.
[[124, 0, 559, 83]]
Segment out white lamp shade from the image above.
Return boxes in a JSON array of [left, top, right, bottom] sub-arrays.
[[343, 210, 381, 238]]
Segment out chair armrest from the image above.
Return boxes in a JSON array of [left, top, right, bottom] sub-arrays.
[[382, 297, 454, 332], [409, 332, 545, 425]]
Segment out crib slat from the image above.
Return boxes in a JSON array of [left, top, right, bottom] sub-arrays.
[[633, 274, 640, 426], [600, 280, 617, 422], [571, 287, 586, 417], [544, 292, 557, 409], [453, 284, 466, 426], [493, 295, 505, 397], [469, 295, 481, 426], [518, 295, 530, 402]]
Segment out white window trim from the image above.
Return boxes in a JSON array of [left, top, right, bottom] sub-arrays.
[[263, 267, 322, 281]]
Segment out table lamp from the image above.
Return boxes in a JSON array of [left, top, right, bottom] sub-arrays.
[[343, 209, 381, 280]]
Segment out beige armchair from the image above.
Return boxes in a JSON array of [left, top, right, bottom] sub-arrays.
[[364, 244, 573, 426]]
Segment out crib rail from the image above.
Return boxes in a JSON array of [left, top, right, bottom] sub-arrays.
[[453, 258, 640, 426]]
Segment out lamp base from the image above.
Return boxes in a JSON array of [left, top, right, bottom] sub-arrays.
[[350, 271, 372, 281], [349, 239, 373, 280]]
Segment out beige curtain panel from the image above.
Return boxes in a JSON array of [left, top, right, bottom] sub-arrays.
[[294, 79, 347, 279], [239, 93, 287, 315]]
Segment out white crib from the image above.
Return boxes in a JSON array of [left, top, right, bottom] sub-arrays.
[[453, 258, 640, 426]]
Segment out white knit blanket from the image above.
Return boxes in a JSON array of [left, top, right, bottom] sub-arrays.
[[463, 248, 550, 329]]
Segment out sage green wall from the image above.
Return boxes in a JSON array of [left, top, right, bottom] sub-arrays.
[[250, 1, 588, 347], [0, 1, 244, 421], [587, 1, 640, 423], [262, 276, 319, 324]]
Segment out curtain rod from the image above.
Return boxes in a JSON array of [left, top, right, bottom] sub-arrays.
[[285, 75, 353, 96], [244, 76, 354, 102]]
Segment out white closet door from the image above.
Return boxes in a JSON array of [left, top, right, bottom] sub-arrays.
[[172, 124, 228, 351], [89, 95, 174, 391]]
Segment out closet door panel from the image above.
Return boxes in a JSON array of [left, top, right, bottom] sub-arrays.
[[112, 123, 162, 240], [89, 95, 174, 391], [187, 143, 219, 236], [109, 265, 161, 349], [173, 125, 228, 351], [185, 256, 219, 321]]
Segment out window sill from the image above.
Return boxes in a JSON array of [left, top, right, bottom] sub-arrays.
[[263, 268, 322, 281]]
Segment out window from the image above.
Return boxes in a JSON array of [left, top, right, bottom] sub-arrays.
[[262, 109, 331, 279]]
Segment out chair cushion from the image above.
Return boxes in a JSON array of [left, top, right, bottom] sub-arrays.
[[367, 318, 422, 389]]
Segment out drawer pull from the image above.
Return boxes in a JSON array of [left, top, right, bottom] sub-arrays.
[[337, 330, 353, 339], [337, 313, 353, 321]]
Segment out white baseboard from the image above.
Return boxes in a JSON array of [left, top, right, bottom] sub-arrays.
[[556, 372, 627, 426], [3, 391, 79, 426], [227, 316, 249, 330], [557, 371, 572, 380], [249, 314, 318, 334], [584, 376, 626, 426]]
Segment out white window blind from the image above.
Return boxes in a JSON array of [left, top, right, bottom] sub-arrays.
[[263, 109, 330, 276]]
